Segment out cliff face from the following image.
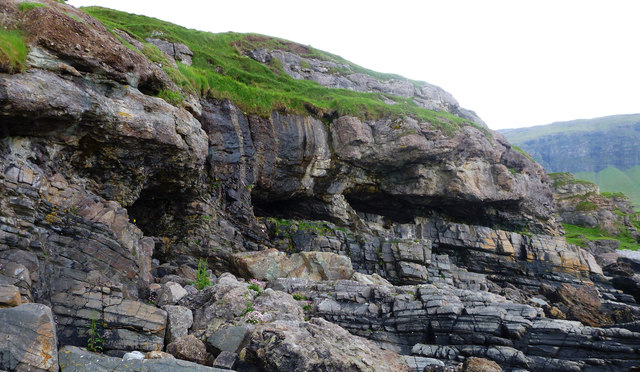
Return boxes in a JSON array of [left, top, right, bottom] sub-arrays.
[[1, 2, 639, 372]]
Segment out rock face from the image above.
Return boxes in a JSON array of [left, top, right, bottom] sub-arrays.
[[0, 2, 639, 371], [166, 335, 209, 365], [200, 98, 558, 236], [271, 277, 640, 371], [263, 216, 602, 288], [146, 38, 194, 66], [164, 305, 194, 344], [0, 303, 58, 372], [232, 249, 354, 281]]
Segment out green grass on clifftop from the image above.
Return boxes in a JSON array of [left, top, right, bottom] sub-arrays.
[[82, 7, 484, 136]]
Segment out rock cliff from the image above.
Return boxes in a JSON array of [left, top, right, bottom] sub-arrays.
[[0, 1, 639, 371]]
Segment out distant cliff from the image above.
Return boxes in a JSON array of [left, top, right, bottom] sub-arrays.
[[501, 114, 640, 206], [501, 114, 640, 173]]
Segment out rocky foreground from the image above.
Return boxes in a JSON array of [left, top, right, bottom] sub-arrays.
[[1, 1, 639, 371]]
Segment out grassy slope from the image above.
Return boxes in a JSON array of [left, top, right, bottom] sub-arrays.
[[82, 7, 485, 136], [574, 166, 640, 208], [563, 222, 639, 251]]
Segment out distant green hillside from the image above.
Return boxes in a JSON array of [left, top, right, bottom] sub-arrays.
[[500, 114, 640, 208], [574, 166, 640, 207], [501, 114, 640, 143]]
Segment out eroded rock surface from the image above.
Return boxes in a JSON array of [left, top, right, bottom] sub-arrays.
[[0, 303, 58, 372], [247, 317, 411, 372], [0, 2, 638, 371], [58, 346, 224, 372], [271, 277, 640, 371]]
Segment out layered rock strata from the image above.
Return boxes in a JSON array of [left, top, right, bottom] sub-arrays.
[[0, 1, 638, 371]]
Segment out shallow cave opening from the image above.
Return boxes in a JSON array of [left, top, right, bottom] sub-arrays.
[[126, 186, 195, 238], [345, 190, 525, 229], [252, 195, 339, 224]]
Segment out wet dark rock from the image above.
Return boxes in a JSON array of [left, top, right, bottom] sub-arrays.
[[213, 351, 238, 370]]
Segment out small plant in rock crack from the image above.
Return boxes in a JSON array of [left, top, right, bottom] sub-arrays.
[[244, 309, 265, 324], [190, 258, 211, 290], [248, 278, 265, 295], [87, 311, 104, 353], [292, 293, 306, 301], [147, 291, 158, 305]]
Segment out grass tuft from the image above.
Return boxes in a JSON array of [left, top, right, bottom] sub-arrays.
[[18, 2, 47, 12], [156, 89, 184, 106], [0, 29, 28, 73]]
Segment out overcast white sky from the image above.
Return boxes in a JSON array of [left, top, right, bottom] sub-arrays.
[[68, 0, 640, 130]]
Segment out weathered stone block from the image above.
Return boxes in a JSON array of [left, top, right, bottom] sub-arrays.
[[166, 335, 208, 365], [163, 305, 193, 344], [213, 351, 238, 369], [0, 284, 22, 307], [157, 282, 188, 306], [0, 303, 58, 372], [206, 325, 251, 354]]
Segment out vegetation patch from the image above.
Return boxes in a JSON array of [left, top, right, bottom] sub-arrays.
[[563, 223, 638, 251], [548, 172, 597, 188], [0, 29, 28, 73], [575, 200, 598, 211], [511, 145, 534, 162], [156, 89, 184, 106], [82, 7, 486, 137], [18, 2, 47, 12], [190, 258, 211, 290], [87, 311, 104, 353], [601, 191, 627, 199]]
